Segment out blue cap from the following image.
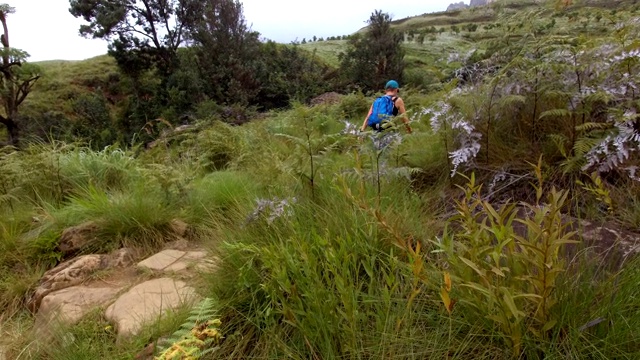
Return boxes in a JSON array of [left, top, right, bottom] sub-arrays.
[[385, 80, 399, 89]]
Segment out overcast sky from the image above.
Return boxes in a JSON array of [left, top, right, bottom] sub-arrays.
[[9, 0, 452, 62]]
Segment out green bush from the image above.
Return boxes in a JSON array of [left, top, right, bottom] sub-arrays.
[[337, 92, 370, 121], [403, 68, 441, 90]]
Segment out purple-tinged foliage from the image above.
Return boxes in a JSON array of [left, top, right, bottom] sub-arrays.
[[449, 120, 482, 177], [246, 197, 297, 225]]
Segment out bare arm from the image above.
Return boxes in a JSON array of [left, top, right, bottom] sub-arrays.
[[395, 98, 412, 133], [361, 104, 373, 131]]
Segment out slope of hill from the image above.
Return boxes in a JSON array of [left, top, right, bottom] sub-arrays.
[[2, 1, 640, 359]]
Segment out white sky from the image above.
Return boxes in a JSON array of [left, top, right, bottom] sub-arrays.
[[9, 0, 452, 62]]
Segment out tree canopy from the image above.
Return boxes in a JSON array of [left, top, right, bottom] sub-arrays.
[[69, 0, 200, 76], [339, 10, 405, 92]]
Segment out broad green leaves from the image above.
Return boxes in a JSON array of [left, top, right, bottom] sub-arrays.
[[433, 162, 579, 356]]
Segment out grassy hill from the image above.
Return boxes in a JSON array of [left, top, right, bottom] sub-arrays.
[[301, 0, 640, 88], [3, 1, 640, 358], [27, 55, 119, 113]]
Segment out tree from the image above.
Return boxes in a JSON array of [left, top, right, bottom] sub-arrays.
[[185, 0, 262, 106], [69, 0, 204, 142], [339, 10, 405, 92], [0, 4, 40, 146], [254, 42, 333, 109], [69, 0, 199, 77]]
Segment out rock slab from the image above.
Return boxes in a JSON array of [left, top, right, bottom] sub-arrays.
[[137, 249, 212, 273], [105, 278, 197, 337], [38, 286, 122, 324], [27, 248, 138, 312], [35, 286, 122, 335], [28, 254, 111, 312], [137, 249, 186, 271]]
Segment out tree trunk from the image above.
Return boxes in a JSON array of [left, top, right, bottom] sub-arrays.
[[1, 11, 17, 146], [6, 118, 18, 146], [0, 8, 39, 147]]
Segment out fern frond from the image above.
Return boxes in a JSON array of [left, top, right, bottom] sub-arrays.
[[543, 90, 572, 99], [560, 155, 587, 175], [155, 297, 220, 359], [575, 122, 612, 133], [498, 95, 527, 107], [574, 136, 607, 157], [548, 134, 569, 158], [583, 91, 613, 104], [274, 133, 309, 149], [539, 109, 572, 119]]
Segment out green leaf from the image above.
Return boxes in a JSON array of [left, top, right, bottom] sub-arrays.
[[539, 108, 571, 119], [502, 290, 525, 319], [460, 283, 491, 297], [491, 267, 506, 277], [459, 256, 486, 278], [542, 319, 558, 332]]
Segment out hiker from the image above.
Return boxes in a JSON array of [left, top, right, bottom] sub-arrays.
[[360, 80, 412, 134]]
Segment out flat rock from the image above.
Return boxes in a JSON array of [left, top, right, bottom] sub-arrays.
[[164, 251, 207, 272], [35, 286, 122, 335], [137, 249, 212, 273], [27, 254, 111, 312], [27, 248, 139, 313], [137, 249, 186, 271], [105, 278, 197, 337]]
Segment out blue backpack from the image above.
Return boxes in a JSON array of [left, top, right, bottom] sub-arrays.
[[367, 95, 396, 127]]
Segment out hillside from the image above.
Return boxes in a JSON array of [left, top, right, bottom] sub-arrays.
[[301, 0, 640, 88], [2, 0, 640, 359]]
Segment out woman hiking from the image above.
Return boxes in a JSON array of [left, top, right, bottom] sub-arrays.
[[360, 80, 412, 134]]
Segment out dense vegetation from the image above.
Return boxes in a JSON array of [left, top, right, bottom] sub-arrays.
[[1, 0, 640, 359]]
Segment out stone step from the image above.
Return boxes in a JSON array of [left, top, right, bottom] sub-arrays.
[[105, 278, 198, 337]]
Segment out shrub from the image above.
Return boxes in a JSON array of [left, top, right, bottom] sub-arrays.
[[434, 166, 578, 356], [337, 92, 370, 121]]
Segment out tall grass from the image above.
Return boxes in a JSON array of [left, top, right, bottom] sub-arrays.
[[184, 171, 258, 223], [200, 167, 640, 359], [46, 183, 177, 252], [202, 168, 447, 358]]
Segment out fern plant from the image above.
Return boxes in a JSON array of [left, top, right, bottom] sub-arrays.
[[275, 105, 342, 200], [155, 297, 222, 360]]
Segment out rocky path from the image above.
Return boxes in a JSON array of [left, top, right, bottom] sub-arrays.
[[29, 246, 218, 341]]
